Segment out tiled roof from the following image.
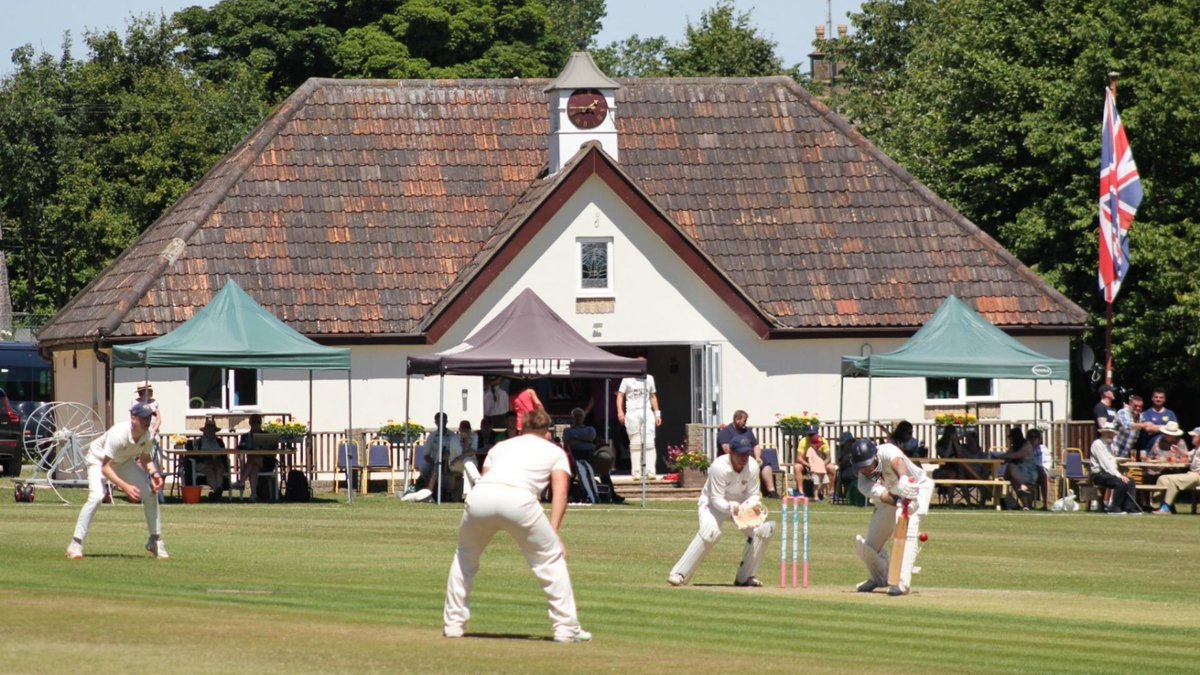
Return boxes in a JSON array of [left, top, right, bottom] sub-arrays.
[[38, 76, 1087, 347]]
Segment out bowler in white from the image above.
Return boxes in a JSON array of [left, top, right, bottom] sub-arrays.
[[442, 409, 590, 643]]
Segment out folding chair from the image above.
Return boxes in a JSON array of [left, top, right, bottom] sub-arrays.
[[1062, 449, 1095, 509], [362, 442, 394, 494], [334, 441, 361, 494]]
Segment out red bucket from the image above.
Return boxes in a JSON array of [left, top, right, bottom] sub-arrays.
[[181, 485, 203, 504]]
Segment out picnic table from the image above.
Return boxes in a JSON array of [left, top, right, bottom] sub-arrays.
[[921, 458, 1007, 509]]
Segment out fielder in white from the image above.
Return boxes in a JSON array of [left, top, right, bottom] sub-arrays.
[[66, 402, 169, 560], [443, 409, 590, 643], [667, 437, 775, 587], [848, 438, 933, 596], [617, 373, 660, 479]]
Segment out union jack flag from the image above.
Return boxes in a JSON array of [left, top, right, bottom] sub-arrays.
[[1098, 86, 1142, 303]]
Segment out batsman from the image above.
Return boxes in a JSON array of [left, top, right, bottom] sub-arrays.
[[667, 436, 774, 587], [848, 438, 933, 596]]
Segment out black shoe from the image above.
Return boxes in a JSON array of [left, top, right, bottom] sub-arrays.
[[765, 491, 780, 499], [611, 494, 626, 504]]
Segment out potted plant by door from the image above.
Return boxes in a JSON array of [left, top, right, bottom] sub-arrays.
[[668, 445, 710, 487]]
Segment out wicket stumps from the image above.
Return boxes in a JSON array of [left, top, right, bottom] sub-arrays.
[[779, 495, 809, 588]]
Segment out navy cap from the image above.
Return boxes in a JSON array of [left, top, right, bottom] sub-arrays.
[[731, 436, 754, 455], [130, 401, 154, 419]]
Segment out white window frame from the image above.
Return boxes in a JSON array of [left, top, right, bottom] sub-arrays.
[[188, 366, 262, 411], [576, 237, 614, 297], [924, 377, 996, 404]]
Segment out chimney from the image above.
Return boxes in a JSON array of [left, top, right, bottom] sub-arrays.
[[810, 26, 832, 84]]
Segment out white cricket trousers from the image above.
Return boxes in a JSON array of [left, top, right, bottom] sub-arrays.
[[73, 460, 161, 542], [625, 407, 656, 478], [861, 482, 933, 590], [443, 483, 582, 639]]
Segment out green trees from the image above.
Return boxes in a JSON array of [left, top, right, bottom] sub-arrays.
[[0, 17, 269, 314], [595, 1, 795, 78], [176, 0, 595, 98], [828, 0, 1200, 407]]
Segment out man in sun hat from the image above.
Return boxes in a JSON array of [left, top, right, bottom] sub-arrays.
[[1089, 422, 1141, 515], [667, 434, 774, 588], [1151, 427, 1200, 515], [66, 402, 169, 560]]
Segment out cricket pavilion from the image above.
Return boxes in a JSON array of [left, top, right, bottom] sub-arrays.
[[36, 52, 1086, 464]]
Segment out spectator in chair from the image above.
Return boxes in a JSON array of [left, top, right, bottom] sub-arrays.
[[1027, 428, 1053, 510], [1090, 422, 1142, 515], [1153, 427, 1200, 515], [792, 426, 828, 499], [447, 419, 480, 498], [890, 420, 927, 459], [405, 413, 451, 498], [195, 416, 230, 501], [238, 414, 279, 502], [562, 408, 599, 503], [993, 427, 1038, 510], [718, 410, 778, 499]]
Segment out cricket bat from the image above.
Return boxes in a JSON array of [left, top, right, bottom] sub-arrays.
[[887, 499, 910, 586]]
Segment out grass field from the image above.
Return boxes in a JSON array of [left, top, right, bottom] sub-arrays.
[[2, 487, 1199, 674]]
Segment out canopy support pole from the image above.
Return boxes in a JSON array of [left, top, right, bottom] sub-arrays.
[[308, 370, 314, 483], [402, 373, 411, 495], [641, 375, 648, 508], [837, 371, 845, 466], [437, 374, 445, 505], [867, 374, 874, 435], [346, 369, 354, 504]]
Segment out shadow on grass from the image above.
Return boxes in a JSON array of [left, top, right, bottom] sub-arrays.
[[465, 632, 554, 642]]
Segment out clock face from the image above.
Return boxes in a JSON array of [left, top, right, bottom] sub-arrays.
[[566, 88, 608, 129]]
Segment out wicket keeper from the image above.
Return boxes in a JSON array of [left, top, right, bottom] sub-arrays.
[[848, 438, 933, 596], [667, 436, 774, 587]]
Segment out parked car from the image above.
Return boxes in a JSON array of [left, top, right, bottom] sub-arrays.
[[0, 388, 23, 476]]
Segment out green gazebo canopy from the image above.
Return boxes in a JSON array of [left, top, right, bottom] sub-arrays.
[[111, 280, 350, 370], [840, 295, 1068, 380]]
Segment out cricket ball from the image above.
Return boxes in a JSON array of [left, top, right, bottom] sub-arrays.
[[918, 532, 928, 543]]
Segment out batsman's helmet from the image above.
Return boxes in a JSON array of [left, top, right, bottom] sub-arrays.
[[848, 439, 878, 470]]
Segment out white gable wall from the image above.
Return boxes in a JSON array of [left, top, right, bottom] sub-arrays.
[[54, 175, 1073, 435]]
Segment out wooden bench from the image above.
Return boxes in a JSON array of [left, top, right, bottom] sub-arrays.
[[934, 478, 1010, 510], [1134, 484, 1200, 514]]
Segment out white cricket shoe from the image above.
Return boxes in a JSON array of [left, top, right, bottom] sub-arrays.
[[734, 576, 762, 587], [443, 626, 464, 638], [667, 573, 685, 587], [554, 630, 592, 644], [887, 585, 909, 597], [65, 541, 84, 560], [146, 538, 170, 560]]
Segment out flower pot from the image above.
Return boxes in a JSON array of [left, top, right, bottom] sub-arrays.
[[679, 467, 706, 487], [181, 485, 203, 504]]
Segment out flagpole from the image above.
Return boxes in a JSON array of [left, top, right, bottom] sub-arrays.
[[1104, 71, 1119, 386]]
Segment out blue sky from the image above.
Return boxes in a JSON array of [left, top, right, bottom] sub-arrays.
[[0, 0, 863, 75]]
